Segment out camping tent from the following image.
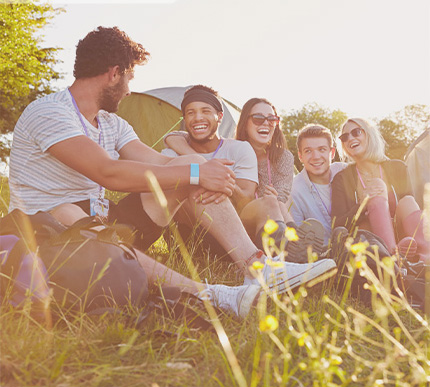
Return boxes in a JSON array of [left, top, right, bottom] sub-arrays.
[[405, 128, 430, 209], [117, 86, 241, 152]]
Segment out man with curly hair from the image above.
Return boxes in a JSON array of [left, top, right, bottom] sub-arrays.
[[9, 27, 335, 317]]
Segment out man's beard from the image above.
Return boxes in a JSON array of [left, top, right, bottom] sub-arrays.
[[98, 83, 123, 113]]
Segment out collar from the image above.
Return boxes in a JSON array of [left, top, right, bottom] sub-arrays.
[[300, 167, 332, 191]]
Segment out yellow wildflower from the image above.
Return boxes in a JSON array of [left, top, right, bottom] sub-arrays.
[[330, 355, 343, 365], [298, 362, 307, 370], [393, 327, 402, 340], [267, 237, 275, 247], [298, 333, 309, 346], [285, 227, 299, 241], [350, 241, 368, 255], [264, 219, 279, 235], [265, 258, 284, 268], [355, 255, 367, 269], [382, 256, 394, 268], [259, 315, 279, 332], [252, 261, 264, 271]]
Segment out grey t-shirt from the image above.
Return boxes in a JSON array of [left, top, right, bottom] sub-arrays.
[[162, 136, 258, 184], [9, 89, 138, 214]]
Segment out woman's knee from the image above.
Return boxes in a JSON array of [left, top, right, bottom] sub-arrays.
[[398, 195, 416, 206], [396, 195, 420, 218]]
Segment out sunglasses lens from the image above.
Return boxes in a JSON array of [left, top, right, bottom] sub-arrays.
[[251, 115, 265, 125], [250, 115, 279, 126], [267, 115, 280, 123], [339, 128, 362, 142], [351, 128, 362, 137], [339, 133, 349, 143]]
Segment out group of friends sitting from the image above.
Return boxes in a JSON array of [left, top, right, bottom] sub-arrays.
[[6, 26, 428, 319]]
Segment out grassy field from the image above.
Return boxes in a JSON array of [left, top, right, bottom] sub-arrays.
[[1, 179, 429, 387]]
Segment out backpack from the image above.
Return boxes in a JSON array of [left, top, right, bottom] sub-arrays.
[[0, 210, 148, 316], [0, 210, 217, 332]]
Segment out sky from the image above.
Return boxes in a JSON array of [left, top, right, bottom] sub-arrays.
[[43, 0, 430, 120]]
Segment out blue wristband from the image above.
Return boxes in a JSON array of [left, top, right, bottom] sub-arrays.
[[190, 163, 199, 185]]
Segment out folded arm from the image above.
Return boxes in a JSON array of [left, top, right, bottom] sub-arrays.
[[48, 136, 235, 195]]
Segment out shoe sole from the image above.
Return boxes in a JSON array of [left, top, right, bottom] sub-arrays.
[[398, 237, 418, 258], [286, 219, 325, 263], [266, 259, 337, 295]]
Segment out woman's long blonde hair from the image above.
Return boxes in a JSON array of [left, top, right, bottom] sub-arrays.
[[337, 117, 388, 163]]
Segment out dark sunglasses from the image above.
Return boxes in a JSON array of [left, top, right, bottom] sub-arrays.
[[339, 128, 363, 143], [249, 114, 280, 126]]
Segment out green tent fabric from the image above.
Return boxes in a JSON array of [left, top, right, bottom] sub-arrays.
[[405, 128, 430, 209], [117, 86, 241, 152]]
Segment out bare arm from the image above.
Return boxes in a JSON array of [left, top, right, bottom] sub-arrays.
[[119, 139, 174, 165], [48, 136, 235, 195], [164, 131, 195, 155]]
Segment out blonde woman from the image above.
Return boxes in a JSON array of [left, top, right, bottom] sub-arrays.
[[331, 118, 428, 262]]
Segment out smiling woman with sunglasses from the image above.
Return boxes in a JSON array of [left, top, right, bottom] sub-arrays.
[[331, 117, 429, 262], [232, 98, 325, 258], [235, 98, 292, 206]]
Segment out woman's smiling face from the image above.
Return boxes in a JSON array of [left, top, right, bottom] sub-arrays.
[[341, 120, 368, 160], [245, 102, 277, 149]]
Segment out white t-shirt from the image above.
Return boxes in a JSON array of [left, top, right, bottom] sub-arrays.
[[162, 135, 258, 184], [9, 89, 139, 214], [312, 182, 331, 213]]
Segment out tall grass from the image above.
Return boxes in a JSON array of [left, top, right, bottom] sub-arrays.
[[0, 175, 9, 217], [1, 178, 429, 386]]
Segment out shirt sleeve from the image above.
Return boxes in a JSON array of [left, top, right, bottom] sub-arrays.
[[232, 141, 259, 183], [24, 101, 85, 152], [114, 116, 139, 151]]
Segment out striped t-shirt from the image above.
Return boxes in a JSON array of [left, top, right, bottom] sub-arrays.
[[9, 89, 139, 214]]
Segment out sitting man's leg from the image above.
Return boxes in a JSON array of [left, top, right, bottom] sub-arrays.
[[49, 200, 261, 318], [135, 247, 261, 319], [50, 203, 88, 226], [139, 156, 337, 292]]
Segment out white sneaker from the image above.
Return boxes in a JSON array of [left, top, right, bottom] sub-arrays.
[[244, 258, 337, 294], [197, 283, 261, 319]]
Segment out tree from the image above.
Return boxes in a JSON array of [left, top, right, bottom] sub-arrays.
[[280, 103, 348, 171], [280, 103, 430, 170], [0, 1, 63, 161], [377, 104, 430, 160]]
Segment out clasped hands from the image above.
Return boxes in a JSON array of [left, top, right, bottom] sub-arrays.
[[192, 159, 235, 205]]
